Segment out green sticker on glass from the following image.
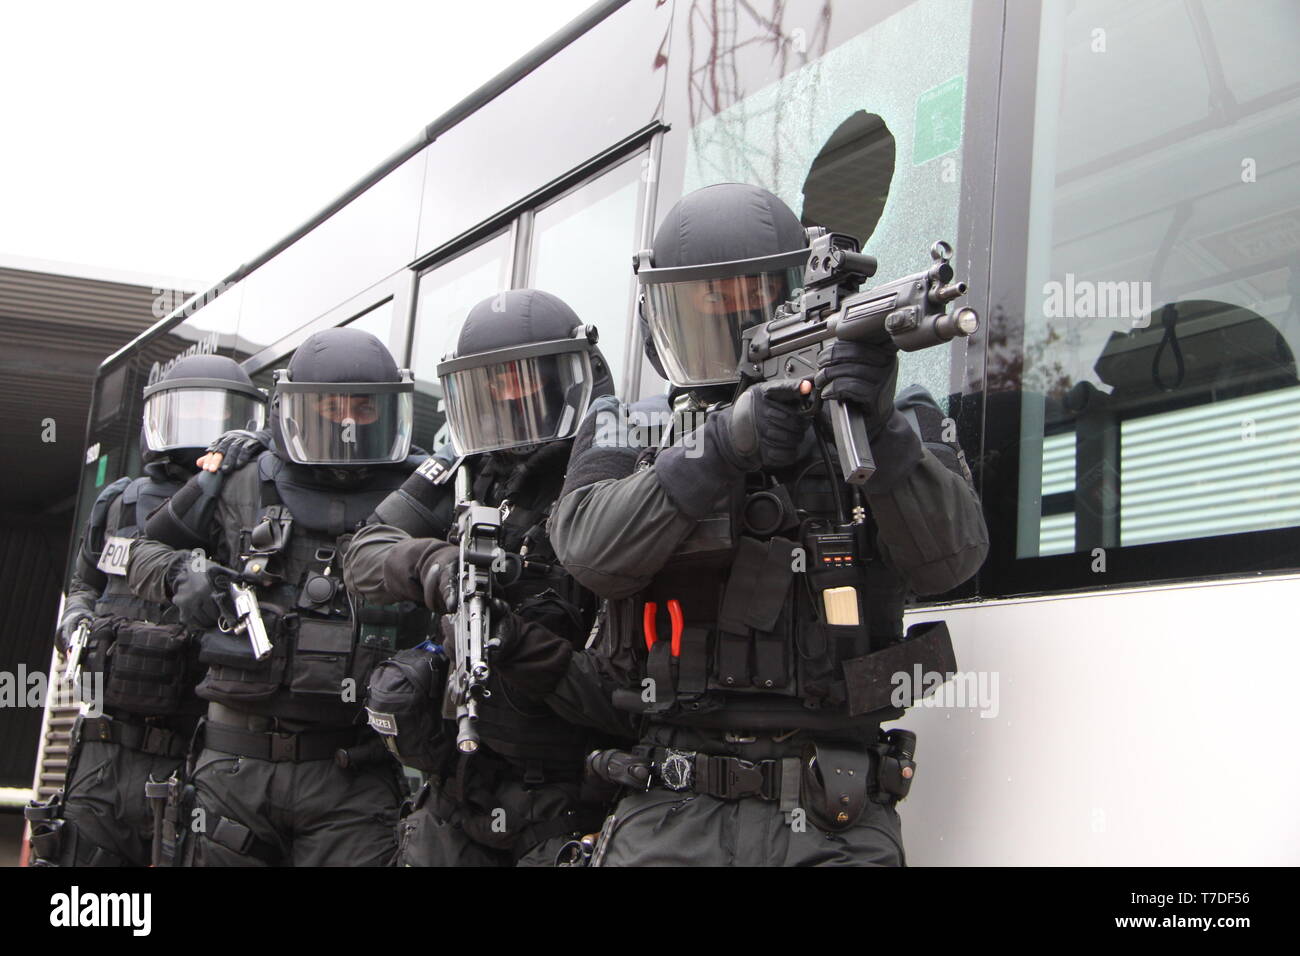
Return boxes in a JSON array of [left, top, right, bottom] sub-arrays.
[[95, 454, 107, 488], [913, 74, 965, 165]]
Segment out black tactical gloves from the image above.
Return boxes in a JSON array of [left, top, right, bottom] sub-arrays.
[[418, 543, 460, 614], [379, 537, 459, 612], [815, 340, 900, 438], [56, 610, 92, 657], [716, 381, 811, 471], [201, 428, 270, 473], [167, 554, 236, 628], [473, 609, 574, 703], [656, 381, 811, 517]]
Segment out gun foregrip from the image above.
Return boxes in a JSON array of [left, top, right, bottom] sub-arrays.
[[828, 398, 876, 485]]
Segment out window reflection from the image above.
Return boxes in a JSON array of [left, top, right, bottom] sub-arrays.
[[529, 154, 645, 392], [1013, 0, 1300, 556], [409, 234, 512, 452]]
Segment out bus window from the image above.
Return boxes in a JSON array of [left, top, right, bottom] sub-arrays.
[[528, 153, 647, 394], [343, 298, 398, 356], [408, 233, 513, 452], [673, 0, 977, 405], [1006, 0, 1300, 562]]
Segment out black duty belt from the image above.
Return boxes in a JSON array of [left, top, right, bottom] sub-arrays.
[[203, 722, 362, 762], [78, 716, 188, 759], [650, 747, 796, 803]]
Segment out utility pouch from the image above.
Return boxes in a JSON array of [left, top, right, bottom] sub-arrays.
[[104, 621, 189, 715], [874, 729, 917, 802], [800, 741, 873, 833], [289, 616, 355, 697], [840, 620, 957, 717], [365, 645, 449, 773], [197, 607, 286, 702]]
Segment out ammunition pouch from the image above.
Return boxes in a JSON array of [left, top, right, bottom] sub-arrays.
[[103, 621, 195, 715]]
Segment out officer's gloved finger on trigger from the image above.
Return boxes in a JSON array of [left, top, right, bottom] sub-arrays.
[[719, 379, 811, 471], [170, 568, 223, 628], [417, 543, 459, 614], [56, 613, 88, 657]]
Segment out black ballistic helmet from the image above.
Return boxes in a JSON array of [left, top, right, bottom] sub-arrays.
[[636, 183, 809, 387], [271, 327, 414, 467], [140, 354, 265, 466], [436, 288, 613, 456]]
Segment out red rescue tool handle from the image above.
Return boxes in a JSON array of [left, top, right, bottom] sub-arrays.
[[643, 599, 684, 657]]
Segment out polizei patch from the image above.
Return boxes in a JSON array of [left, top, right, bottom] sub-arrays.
[[414, 456, 449, 485], [366, 707, 397, 735], [96, 535, 134, 576]]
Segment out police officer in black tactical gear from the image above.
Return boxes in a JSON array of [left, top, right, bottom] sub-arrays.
[[343, 288, 629, 867], [26, 355, 266, 867], [125, 327, 429, 866], [537, 183, 989, 866]]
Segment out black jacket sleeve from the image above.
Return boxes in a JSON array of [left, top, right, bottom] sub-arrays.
[[863, 386, 988, 595], [549, 397, 703, 600]]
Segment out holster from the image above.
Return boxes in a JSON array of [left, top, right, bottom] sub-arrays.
[[145, 770, 191, 867], [23, 792, 66, 866], [800, 741, 874, 833], [23, 791, 124, 867]]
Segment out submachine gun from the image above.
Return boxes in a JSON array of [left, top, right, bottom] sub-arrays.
[[738, 230, 980, 484], [442, 466, 509, 754]]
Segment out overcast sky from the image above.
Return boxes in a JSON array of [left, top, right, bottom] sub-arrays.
[[0, 0, 594, 289]]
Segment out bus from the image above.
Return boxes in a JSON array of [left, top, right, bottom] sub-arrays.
[[40, 0, 1300, 864]]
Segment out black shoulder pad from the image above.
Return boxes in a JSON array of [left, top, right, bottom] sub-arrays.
[[144, 468, 226, 550], [559, 395, 649, 500], [83, 476, 132, 560]]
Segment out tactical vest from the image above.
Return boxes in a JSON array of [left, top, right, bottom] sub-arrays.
[[196, 452, 429, 726], [603, 409, 937, 734], [80, 469, 207, 716]]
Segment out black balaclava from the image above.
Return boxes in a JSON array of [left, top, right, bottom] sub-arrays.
[[271, 327, 404, 487], [452, 289, 613, 460]]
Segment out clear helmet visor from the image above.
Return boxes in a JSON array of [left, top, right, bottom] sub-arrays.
[[277, 387, 413, 465], [643, 266, 804, 387], [142, 388, 266, 453], [442, 351, 592, 456]]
